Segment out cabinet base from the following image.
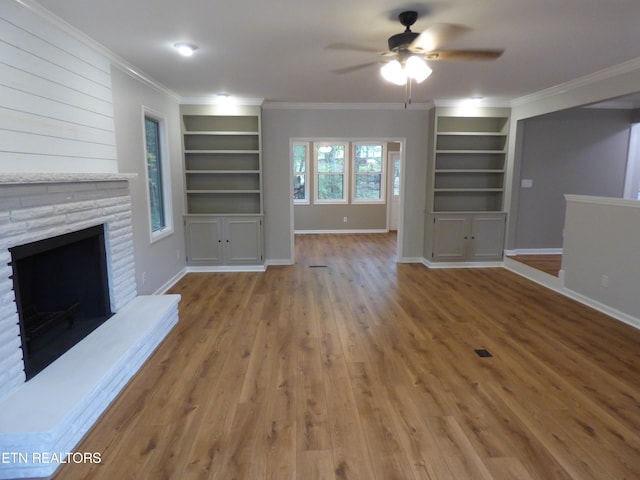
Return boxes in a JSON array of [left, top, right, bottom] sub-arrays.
[[422, 258, 504, 269]]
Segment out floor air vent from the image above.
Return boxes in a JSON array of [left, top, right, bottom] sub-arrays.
[[474, 349, 493, 358]]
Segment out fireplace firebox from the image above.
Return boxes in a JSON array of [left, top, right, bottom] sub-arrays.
[[9, 224, 113, 380]]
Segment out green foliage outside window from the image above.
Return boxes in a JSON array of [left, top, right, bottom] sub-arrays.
[[354, 144, 383, 200], [145, 117, 165, 232], [317, 145, 345, 200], [293, 144, 307, 201]]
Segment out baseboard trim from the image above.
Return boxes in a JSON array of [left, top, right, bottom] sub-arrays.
[[154, 268, 188, 295], [266, 259, 294, 267], [397, 257, 424, 264], [561, 288, 640, 331], [503, 257, 639, 331], [504, 248, 563, 256], [422, 258, 504, 269], [294, 229, 388, 234], [185, 265, 267, 273]]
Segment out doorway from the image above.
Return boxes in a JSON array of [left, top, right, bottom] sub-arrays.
[[289, 138, 406, 263]]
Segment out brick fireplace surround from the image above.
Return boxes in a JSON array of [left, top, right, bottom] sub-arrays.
[[0, 174, 180, 479]]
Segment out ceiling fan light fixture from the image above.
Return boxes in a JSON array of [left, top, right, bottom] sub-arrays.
[[380, 60, 407, 86], [174, 43, 198, 57], [405, 56, 432, 83]]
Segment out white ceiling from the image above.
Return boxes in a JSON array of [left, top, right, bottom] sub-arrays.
[[33, 0, 640, 105]]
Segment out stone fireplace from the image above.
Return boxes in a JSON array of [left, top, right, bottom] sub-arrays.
[[0, 174, 180, 479]]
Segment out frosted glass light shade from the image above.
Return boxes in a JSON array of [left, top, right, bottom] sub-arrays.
[[174, 43, 198, 57], [405, 56, 432, 83], [380, 60, 407, 86]]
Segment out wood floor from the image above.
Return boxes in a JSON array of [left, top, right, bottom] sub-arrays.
[[509, 254, 562, 277], [54, 233, 640, 480]]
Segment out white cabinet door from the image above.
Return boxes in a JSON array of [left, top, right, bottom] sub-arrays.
[[469, 214, 506, 261], [185, 218, 223, 264], [433, 215, 470, 261], [431, 213, 505, 262], [224, 217, 263, 265]]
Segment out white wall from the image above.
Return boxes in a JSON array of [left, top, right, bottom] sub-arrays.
[[110, 67, 185, 294], [0, 2, 186, 294], [562, 195, 640, 328], [262, 106, 429, 263], [0, 1, 118, 173]]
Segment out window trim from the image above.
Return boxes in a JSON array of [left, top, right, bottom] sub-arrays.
[[314, 141, 349, 205], [292, 141, 310, 205], [142, 106, 173, 243], [351, 141, 387, 204]]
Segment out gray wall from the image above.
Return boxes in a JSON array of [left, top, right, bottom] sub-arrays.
[[512, 108, 630, 249], [295, 204, 387, 231], [110, 67, 186, 294], [563, 196, 640, 327], [262, 107, 429, 262]]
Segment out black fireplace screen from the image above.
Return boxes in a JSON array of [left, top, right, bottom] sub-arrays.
[[9, 224, 113, 380]]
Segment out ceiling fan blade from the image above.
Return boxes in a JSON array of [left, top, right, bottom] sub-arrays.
[[326, 42, 388, 55], [424, 49, 504, 61], [409, 23, 470, 53], [331, 61, 384, 74]]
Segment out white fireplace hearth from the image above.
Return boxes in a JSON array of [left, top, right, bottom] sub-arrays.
[[0, 174, 180, 479]]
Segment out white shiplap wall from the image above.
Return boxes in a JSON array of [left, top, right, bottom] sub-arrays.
[[0, 1, 118, 173]]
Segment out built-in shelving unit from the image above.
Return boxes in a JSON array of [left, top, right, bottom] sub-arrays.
[[181, 106, 262, 215], [425, 107, 511, 263], [432, 111, 509, 212], [180, 105, 264, 267]]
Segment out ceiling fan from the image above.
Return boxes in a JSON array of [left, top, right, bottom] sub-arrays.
[[329, 11, 503, 87]]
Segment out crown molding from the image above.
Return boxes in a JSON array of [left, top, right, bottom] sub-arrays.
[[262, 101, 433, 110], [511, 56, 640, 108], [15, 0, 181, 102], [434, 98, 511, 108], [180, 96, 264, 106]]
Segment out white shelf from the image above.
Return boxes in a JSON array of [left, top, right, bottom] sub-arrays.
[[436, 131, 508, 136], [184, 150, 259, 154], [181, 105, 263, 216], [186, 170, 260, 174], [184, 131, 259, 136], [430, 108, 510, 214], [186, 189, 261, 194], [436, 149, 505, 154], [435, 169, 504, 173], [434, 188, 504, 192]]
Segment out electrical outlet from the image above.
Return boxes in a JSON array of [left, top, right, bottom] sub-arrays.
[[142, 272, 147, 285], [343, 216, 347, 223], [600, 274, 609, 287]]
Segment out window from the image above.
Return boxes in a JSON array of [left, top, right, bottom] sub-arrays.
[[143, 109, 173, 242], [315, 142, 348, 204], [352, 142, 385, 203], [292, 142, 309, 204]]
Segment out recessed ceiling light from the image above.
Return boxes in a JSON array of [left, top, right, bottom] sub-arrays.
[[174, 43, 198, 57], [216, 93, 231, 104]]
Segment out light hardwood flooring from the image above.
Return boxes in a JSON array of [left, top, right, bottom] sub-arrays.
[[509, 254, 562, 277], [54, 233, 640, 479]]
